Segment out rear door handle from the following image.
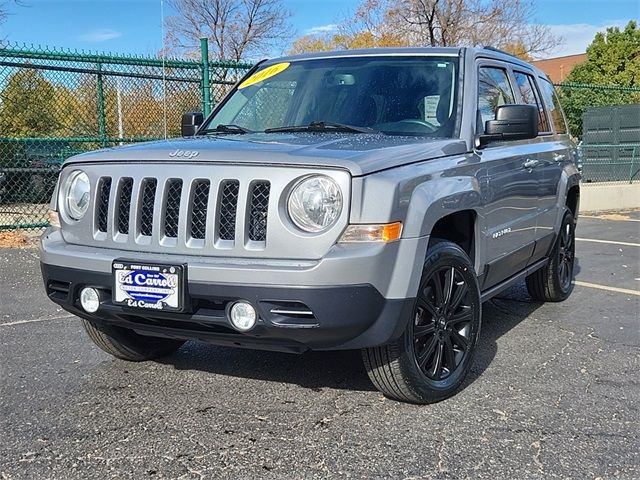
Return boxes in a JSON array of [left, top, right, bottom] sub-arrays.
[[553, 153, 567, 163], [523, 159, 540, 170]]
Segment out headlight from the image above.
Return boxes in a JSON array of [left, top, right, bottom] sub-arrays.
[[287, 175, 342, 232], [63, 170, 90, 220]]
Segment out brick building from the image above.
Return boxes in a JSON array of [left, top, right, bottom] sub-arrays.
[[532, 53, 587, 83]]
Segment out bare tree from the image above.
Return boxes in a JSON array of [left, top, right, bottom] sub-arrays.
[[165, 0, 292, 61], [336, 0, 409, 48], [389, 0, 562, 58], [1, 1, 25, 29], [1, 1, 11, 26], [0, 1, 20, 44]]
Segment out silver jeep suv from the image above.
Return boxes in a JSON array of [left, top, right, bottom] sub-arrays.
[[40, 47, 580, 403]]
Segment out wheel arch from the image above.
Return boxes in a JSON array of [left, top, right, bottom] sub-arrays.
[[429, 209, 478, 264], [404, 178, 482, 232], [402, 177, 482, 264], [551, 171, 581, 233], [566, 183, 580, 219], [428, 210, 478, 264]]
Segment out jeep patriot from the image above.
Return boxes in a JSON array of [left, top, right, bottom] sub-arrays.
[[40, 47, 580, 403]]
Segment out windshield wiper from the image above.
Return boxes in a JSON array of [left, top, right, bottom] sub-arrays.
[[264, 121, 377, 134], [201, 124, 252, 135]]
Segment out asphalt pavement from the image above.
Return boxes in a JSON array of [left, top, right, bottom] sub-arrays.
[[1, 214, 638, 479]]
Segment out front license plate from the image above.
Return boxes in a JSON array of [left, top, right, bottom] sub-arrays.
[[112, 261, 184, 312]]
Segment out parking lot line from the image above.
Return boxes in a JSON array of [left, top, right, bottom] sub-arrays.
[[573, 280, 640, 296], [581, 215, 640, 223], [576, 238, 640, 247], [0, 314, 75, 327]]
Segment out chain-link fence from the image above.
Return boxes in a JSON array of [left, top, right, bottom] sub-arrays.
[[0, 42, 252, 230], [555, 83, 640, 185], [578, 144, 639, 184]]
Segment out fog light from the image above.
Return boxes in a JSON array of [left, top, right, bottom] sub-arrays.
[[80, 287, 100, 313], [229, 301, 257, 331]]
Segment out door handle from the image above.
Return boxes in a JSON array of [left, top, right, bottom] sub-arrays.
[[553, 153, 567, 163], [523, 159, 540, 170]]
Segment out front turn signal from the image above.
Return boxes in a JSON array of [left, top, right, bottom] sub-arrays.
[[47, 210, 61, 228], [339, 222, 402, 243]]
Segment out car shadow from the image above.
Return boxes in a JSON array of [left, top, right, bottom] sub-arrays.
[[464, 282, 544, 387], [158, 280, 549, 395], [161, 340, 377, 392], [574, 256, 582, 277]]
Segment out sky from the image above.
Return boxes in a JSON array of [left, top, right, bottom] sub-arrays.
[[0, 0, 638, 60]]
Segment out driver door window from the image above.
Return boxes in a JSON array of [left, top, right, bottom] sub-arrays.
[[477, 67, 515, 132]]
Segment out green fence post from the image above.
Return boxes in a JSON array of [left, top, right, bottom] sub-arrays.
[[200, 38, 211, 116], [96, 62, 106, 146], [630, 146, 637, 184]]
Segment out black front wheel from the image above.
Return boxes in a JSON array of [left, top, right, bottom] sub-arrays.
[[362, 239, 481, 404]]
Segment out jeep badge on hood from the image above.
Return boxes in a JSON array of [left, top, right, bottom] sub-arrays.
[[169, 149, 199, 159]]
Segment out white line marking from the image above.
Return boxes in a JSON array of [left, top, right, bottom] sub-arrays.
[[574, 281, 640, 297], [0, 314, 75, 327], [581, 215, 640, 223], [576, 238, 640, 247]]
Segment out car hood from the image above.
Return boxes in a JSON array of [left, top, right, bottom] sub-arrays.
[[65, 133, 468, 176]]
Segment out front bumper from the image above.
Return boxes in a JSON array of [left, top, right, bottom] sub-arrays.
[[41, 263, 414, 352], [40, 229, 426, 352], [41, 229, 428, 299]]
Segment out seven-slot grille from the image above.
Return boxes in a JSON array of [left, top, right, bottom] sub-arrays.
[[95, 176, 270, 245]]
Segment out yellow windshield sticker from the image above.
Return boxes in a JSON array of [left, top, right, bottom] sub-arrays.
[[238, 62, 290, 89]]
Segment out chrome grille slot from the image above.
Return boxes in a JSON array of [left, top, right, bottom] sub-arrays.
[[190, 180, 210, 240], [139, 178, 157, 236], [218, 180, 239, 241], [116, 178, 133, 234], [164, 179, 182, 238], [262, 300, 319, 328], [248, 181, 270, 242], [96, 177, 111, 233]]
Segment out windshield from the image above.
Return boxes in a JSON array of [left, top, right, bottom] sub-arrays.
[[204, 55, 460, 137]]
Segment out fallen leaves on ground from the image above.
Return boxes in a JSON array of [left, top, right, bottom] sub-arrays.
[[0, 230, 32, 248]]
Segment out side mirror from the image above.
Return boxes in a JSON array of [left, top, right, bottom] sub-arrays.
[[181, 111, 204, 137], [478, 104, 538, 147]]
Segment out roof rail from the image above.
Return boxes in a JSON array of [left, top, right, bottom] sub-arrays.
[[482, 46, 521, 59]]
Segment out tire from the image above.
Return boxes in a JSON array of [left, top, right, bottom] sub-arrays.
[[362, 239, 482, 404], [81, 319, 185, 361], [526, 210, 575, 302]]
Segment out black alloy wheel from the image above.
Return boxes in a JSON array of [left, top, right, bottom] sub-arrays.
[[526, 210, 576, 302], [413, 265, 473, 381], [362, 239, 481, 404], [556, 220, 575, 292]]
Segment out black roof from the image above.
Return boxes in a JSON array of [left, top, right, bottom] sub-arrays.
[[273, 47, 462, 63], [266, 46, 547, 77]]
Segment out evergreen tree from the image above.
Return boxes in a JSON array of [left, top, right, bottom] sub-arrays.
[[561, 21, 640, 138]]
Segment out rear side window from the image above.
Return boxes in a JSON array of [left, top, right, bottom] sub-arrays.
[[513, 71, 549, 133], [477, 67, 515, 132], [538, 78, 568, 134]]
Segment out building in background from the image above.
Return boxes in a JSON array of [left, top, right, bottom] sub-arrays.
[[532, 53, 587, 83]]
